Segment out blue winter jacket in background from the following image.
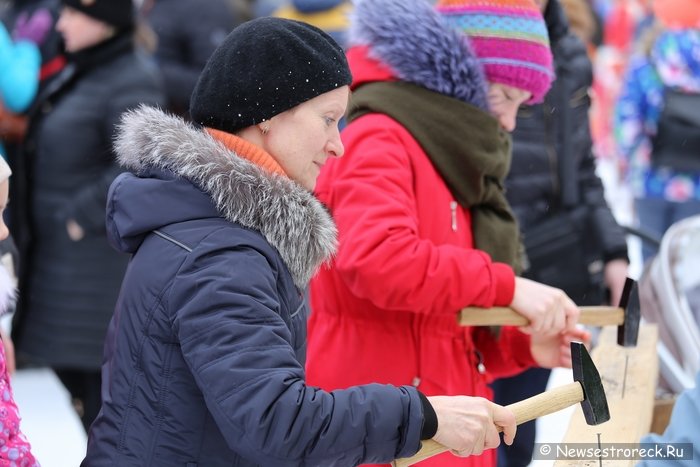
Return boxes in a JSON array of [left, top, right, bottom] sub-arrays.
[[615, 29, 700, 202], [637, 371, 700, 466]]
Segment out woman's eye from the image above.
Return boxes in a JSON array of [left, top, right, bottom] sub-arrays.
[[324, 116, 336, 126]]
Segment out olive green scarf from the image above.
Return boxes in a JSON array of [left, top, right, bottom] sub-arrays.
[[348, 81, 523, 272]]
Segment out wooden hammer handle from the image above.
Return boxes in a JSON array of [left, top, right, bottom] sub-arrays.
[[458, 306, 624, 327], [392, 382, 584, 467]]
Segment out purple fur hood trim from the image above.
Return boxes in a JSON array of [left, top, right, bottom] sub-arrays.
[[349, 0, 488, 110]]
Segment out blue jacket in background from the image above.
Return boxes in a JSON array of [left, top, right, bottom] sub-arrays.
[[637, 371, 700, 466], [615, 29, 700, 201]]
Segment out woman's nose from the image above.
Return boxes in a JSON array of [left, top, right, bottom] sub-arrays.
[[327, 131, 345, 158], [499, 110, 517, 132]]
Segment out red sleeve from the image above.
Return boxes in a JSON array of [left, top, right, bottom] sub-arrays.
[[320, 115, 516, 315]]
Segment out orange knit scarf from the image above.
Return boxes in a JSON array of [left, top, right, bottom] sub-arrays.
[[205, 127, 287, 177]]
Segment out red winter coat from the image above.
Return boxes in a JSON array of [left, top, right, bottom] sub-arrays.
[[307, 47, 537, 467]]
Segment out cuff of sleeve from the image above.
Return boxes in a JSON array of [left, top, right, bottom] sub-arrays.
[[491, 262, 516, 306], [603, 250, 630, 264], [418, 391, 438, 440]]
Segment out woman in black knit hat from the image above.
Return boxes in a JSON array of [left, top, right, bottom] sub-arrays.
[[9, 0, 164, 433], [81, 17, 518, 466]]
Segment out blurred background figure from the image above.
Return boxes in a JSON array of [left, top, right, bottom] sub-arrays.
[[0, 1, 63, 384], [272, 0, 352, 48], [250, 0, 284, 17], [492, 0, 629, 464], [0, 0, 64, 95], [0, 158, 39, 467], [0, 17, 40, 159], [9, 0, 164, 432], [558, 0, 599, 53], [0, 3, 44, 353], [0, 0, 64, 174], [139, 0, 241, 118], [614, 0, 700, 262], [228, 0, 255, 20], [589, 0, 653, 170]]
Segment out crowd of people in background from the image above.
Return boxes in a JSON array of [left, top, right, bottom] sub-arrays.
[[0, 0, 696, 465]]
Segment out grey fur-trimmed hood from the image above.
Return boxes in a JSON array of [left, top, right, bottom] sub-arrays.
[[112, 105, 337, 288]]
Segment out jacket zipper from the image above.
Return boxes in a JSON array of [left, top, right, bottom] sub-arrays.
[[450, 201, 458, 232]]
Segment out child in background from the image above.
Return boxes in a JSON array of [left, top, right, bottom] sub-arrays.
[[614, 0, 700, 262]]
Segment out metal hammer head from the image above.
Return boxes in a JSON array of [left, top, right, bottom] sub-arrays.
[[571, 341, 610, 425], [617, 277, 641, 347]]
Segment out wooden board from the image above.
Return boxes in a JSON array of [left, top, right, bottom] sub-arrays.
[[649, 396, 676, 435], [553, 324, 659, 467]]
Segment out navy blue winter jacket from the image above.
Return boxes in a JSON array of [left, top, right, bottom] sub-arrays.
[[82, 106, 425, 466]]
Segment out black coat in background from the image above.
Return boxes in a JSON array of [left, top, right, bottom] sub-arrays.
[[11, 33, 165, 370], [143, 0, 239, 117], [505, 0, 628, 268], [1, 0, 65, 211], [495, 2, 629, 465]]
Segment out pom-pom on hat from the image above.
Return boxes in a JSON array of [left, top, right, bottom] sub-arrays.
[[60, 0, 135, 30], [190, 17, 352, 135], [652, 0, 700, 29], [436, 0, 554, 103]]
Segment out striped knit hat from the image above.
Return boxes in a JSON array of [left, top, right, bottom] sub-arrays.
[[436, 0, 554, 103]]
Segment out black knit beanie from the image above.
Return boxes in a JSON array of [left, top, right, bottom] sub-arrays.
[[190, 17, 352, 134], [60, 0, 134, 30]]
